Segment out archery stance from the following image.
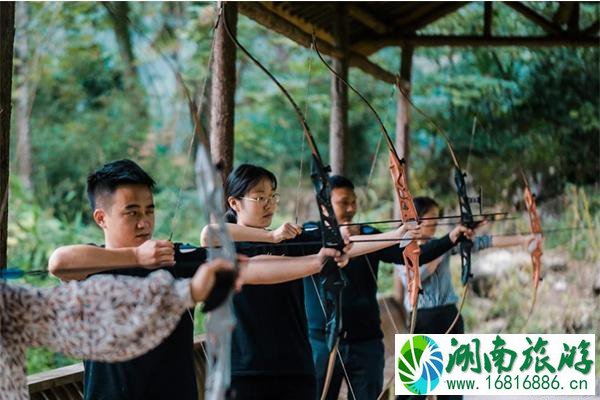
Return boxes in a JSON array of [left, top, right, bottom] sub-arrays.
[[1, 257, 236, 400], [301, 176, 476, 400], [394, 196, 540, 400], [199, 164, 419, 400], [49, 159, 347, 400]]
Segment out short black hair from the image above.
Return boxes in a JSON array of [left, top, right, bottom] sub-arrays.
[[328, 175, 354, 190], [86, 159, 155, 209], [413, 196, 440, 219]]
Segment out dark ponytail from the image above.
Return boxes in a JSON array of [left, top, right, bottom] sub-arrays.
[[224, 164, 278, 223], [413, 196, 440, 219]]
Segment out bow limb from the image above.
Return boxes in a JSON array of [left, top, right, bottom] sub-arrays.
[[83, 9, 234, 396], [175, 12, 237, 399], [220, 6, 348, 400], [391, 78, 477, 335], [520, 168, 543, 326], [313, 40, 422, 336]]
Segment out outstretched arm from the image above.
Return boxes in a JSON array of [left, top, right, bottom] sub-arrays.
[[201, 222, 302, 246], [241, 245, 351, 285], [3, 259, 235, 362], [48, 240, 175, 281], [344, 223, 419, 258]]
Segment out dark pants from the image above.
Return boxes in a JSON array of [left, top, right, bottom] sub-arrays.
[[310, 330, 384, 400], [230, 374, 316, 400], [397, 304, 464, 400]]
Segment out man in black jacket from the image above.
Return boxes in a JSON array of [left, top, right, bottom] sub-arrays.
[[304, 175, 471, 400]]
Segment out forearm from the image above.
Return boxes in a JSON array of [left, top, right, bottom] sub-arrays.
[[419, 234, 454, 264], [242, 255, 320, 284], [490, 234, 528, 248], [3, 271, 194, 362], [201, 224, 274, 246], [348, 230, 407, 258], [48, 245, 138, 280]]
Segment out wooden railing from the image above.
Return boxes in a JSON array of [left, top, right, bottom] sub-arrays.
[[28, 297, 404, 400]]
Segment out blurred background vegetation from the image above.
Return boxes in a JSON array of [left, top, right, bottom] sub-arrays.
[[5, 2, 598, 374]]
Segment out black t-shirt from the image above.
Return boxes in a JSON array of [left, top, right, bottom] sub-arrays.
[[83, 244, 207, 400], [303, 223, 455, 342], [231, 230, 322, 377]]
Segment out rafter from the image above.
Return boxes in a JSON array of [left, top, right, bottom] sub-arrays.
[[352, 34, 599, 54], [568, 2, 579, 34], [553, 2, 574, 25], [394, 3, 439, 28], [484, 2, 493, 37], [405, 2, 469, 33], [582, 20, 599, 36], [347, 4, 388, 35], [260, 2, 335, 45], [503, 2, 564, 36], [238, 2, 396, 83]]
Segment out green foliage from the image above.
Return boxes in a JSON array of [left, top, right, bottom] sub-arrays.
[[5, 1, 599, 376], [25, 348, 78, 375]]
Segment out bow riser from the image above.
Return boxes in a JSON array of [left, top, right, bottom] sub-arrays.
[[389, 155, 422, 311], [195, 133, 238, 400], [389, 156, 420, 224], [454, 168, 476, 285], [523, 186, 543, 286], [402, 241, 421, 308]]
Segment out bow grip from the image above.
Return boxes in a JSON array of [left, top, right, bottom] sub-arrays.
[[459, 240, 473, 285], [202, 269, 237, 312], [319, 268, 347, 351]]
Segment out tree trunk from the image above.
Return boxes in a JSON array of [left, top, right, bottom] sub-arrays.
[[15, 1, 32, 191], [329, 4, 348, 176], [0, 2, 16, 270], [103, 2, 146, 118], [209, 3, 237, 185], [104, 2, 136, 83]]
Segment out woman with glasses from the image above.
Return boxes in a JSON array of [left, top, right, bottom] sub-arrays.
[[200, 163, 417, 400]]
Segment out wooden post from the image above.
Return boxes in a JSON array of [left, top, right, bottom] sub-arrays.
[[329, 4, 348, 175], [15, 2, 33, 191], [484, 2, 493, 37], [0, 2, 15, 270], [394, 45, 414, 220], [209, 3, 237, 184]]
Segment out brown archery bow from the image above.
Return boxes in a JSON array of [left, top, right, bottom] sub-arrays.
[[520, 168, 543, 324], [312, 39, 422, 335]]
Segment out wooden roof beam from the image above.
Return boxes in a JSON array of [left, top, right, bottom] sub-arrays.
[[484, 2, 493, 37], [238, 2, 396, 84], [259, 2, 335, 46], [568, 2, 580, 34], [553, 2, 574, 25], [582, 20, 599, 36], [394, 3, 439, 27], [404, 2, 469, 33], [503, 2, 564, 36], [353, 35, 600, 53], [347, 4, 388, 35]]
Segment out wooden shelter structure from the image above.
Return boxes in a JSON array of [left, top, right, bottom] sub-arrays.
[[0, 1, 597, 398], [209, 1, 599, 214]]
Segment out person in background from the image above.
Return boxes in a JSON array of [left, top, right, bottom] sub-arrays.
[[394, 196, 539, 400]]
